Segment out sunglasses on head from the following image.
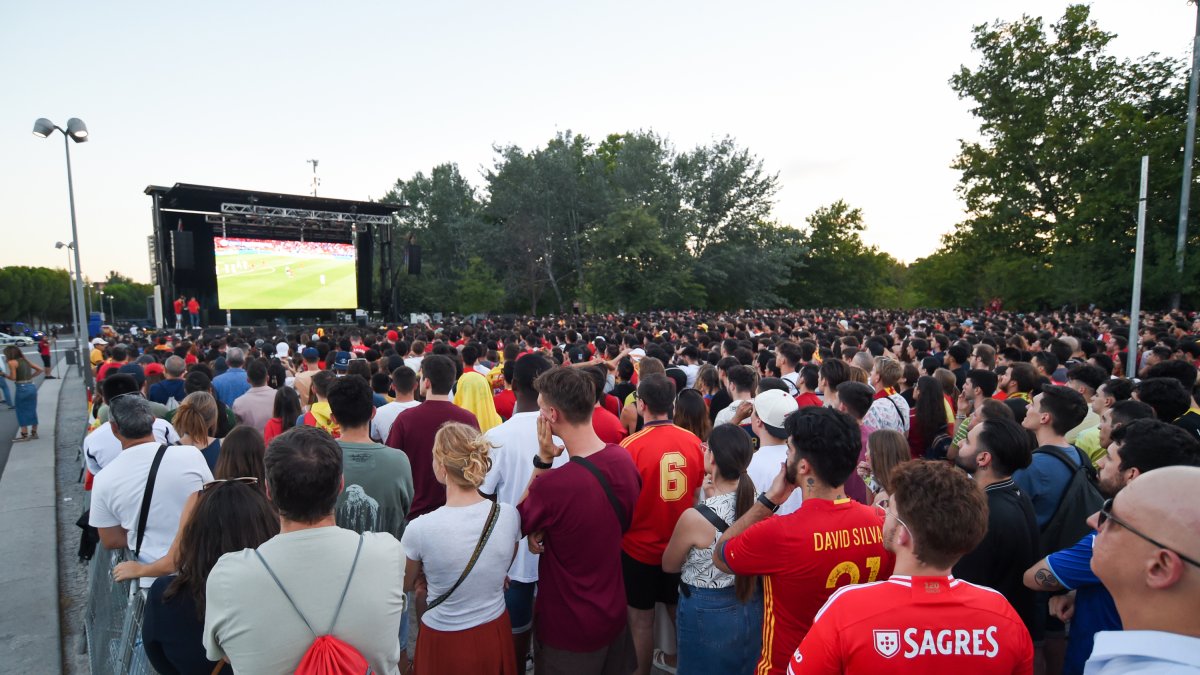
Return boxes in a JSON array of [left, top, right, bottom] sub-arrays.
[[1098, 498, 1200, 568], [202, 476, 259, 492]]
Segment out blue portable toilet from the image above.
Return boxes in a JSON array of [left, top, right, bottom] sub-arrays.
[[88, 312, 102, 340]]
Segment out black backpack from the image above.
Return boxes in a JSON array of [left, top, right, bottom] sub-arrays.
[[1036, 445, 1103, 557]]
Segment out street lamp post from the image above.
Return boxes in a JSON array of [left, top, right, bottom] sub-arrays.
[[107, 295, 116, 322], [34, 117, 93, 391], [55, 241, 81, 375]]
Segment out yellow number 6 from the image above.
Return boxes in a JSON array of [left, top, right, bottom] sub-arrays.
[[659, 452, 687, 501]]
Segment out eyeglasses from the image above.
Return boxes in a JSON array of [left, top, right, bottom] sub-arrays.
[[1098, 498, 1200, 568], [873, 499, 911, 534], [202, 476, 259, 492]]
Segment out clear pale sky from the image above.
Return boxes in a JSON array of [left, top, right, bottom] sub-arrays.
[[1, 1, 1194, 284]]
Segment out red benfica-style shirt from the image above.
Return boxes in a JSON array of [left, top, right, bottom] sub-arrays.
[[722, 498, 895, 675], [788, 575, 1033, 675], [619, 421, 705, 565]]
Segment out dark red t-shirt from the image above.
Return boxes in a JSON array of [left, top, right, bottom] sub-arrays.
[[384, 400, 479, 519], [517, 444, 641, 652]]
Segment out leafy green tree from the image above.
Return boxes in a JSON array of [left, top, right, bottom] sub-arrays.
[[456, 256, 506, 315], [942, 4, 1194, 308]]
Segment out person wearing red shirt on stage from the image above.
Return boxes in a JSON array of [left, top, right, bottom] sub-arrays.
[[186, 296, 200, 329], [173, 296, 184, 330], [714, 406, 894, 675], [789, 460, 1033, 675], [619, 373, 705, 675]]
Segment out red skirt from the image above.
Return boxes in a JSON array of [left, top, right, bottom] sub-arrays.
[[413, 611, 516, 675]]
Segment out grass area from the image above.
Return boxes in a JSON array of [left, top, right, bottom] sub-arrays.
[[215, 252, 357, 309]]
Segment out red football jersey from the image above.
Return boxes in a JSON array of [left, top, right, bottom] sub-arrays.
[[619, 421, 705, 565], [722, 498, 895, 675], [788, 575, 1033, 675]]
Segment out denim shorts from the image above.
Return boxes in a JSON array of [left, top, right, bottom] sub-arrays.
[[505, 580, 536, 633], [676, 584, 763, 675]]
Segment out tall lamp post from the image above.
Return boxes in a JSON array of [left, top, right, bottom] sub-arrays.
[[34, 117, 93, 391], [54, 241, 83, 374], [106, 294, 116, 322]]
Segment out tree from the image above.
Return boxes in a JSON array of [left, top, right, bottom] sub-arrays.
[[784, 201, 903, 308], [941, 5, 1194, 308]]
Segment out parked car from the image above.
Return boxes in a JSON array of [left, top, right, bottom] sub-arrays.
[[0, 332, 35, 347]]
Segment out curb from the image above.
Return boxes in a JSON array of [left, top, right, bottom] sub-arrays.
[[0, 352, 68, 674]]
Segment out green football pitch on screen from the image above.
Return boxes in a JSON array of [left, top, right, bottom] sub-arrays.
[[214, 237, 358, 310]]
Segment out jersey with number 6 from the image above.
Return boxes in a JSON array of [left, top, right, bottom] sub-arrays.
[[619, 421, 705, 565], [788, 575, 1033, 675], [721, 498, 895, 675]]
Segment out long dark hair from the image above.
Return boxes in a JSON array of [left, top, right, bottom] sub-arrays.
[[913, 375, 947, 442], [272, 386, 302, 432], [165, 481, 279, 618], [213, 425, 267, 482], [673, 389, 712, 441], [707, 424, 756, 602]]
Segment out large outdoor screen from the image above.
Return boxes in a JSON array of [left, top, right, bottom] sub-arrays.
[[214, 237, 357, 310]]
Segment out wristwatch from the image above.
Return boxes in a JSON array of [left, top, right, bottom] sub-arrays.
[[757, 492, 780, 513], [532, 455, 554, 470]]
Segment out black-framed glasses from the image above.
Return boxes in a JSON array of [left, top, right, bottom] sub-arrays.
[[1099, 498, 1200, 568], [202, 476, 259, 492]]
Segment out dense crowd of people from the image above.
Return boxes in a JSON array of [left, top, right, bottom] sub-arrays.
[[78, 307, 1200, 674]]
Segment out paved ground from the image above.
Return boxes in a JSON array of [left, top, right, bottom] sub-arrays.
[[54, 367, 90, 675]]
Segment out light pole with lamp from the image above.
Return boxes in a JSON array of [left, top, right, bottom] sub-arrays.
[[55, 241, 82, 377], [106, 294, 116, 323], [34, 117, 93, 391]]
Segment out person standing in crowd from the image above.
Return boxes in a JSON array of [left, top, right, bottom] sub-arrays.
[[747, 389, 802, 513], [172, 392, 221, 471], [454, 368, 504, 433], [38, 334, 53, 379], [517, 367, 641, 674], [211, 347, 250, 407], [863, 357, 909, 433], [203, 426, 406, 674], [83, 375, 180, 475], [0, 343, 13, 410], [371, 366, 420, 442], [187, 296, 200, 329], [402, 423, 521, 674], [148, 356, 188, 410], [301, 370, 340, 437], [141, 480, 278, 675], [858, 428, 911, 507], [292, 347, 322, 405], [173, 295, 184, 330], [386, 355, 479, 520], [3, 345, 44, 440], [263, 386, 302, 446], [90, 395, 212, 589], [231, 359, 275, 434], [714, 365, 756, 426], [1085, 465, 1200, 673], [953, 417, 1040, 637], [1022, 419, 1200, 675], [618, 373, 706, 675], [789, 460, 1034, 674], [662, 423, 763, 675], [713, 406, 894, 675], [1016, 385, 1090, 529], [480, 353, 564, 671]]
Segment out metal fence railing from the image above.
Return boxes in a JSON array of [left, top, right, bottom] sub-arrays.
[[84, 547, 152, 675]]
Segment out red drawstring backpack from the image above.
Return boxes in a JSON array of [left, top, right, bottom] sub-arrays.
[[255, 534, 375, 675]]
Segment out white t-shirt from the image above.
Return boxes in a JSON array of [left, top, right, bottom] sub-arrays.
[[400, 500, 521, 631], [370, 400, 421, 442], [478, 411, 566, 583], [403, 356, 424, 374], [83, 418, 180, 475], [781, 371, 801, 394], [678, 363, 700, 388], [89, 441, 212, 587], [714, 397, 753, 427], [473, 363, 491, 378], [747, 443, 803, 515]]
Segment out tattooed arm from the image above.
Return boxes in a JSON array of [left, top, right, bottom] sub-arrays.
[[1023, 557, 1064, 592]]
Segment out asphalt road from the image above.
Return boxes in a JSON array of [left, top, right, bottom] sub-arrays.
[[0, 341, 70, 480]]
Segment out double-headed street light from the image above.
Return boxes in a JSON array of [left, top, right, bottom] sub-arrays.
[[34, 117, 93, 391]]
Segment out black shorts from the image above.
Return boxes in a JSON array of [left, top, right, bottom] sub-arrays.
[[621, 551, 680, 610]]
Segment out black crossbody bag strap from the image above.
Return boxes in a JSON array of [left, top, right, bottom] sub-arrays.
[[426, 500, 501, 613], [693, 503, 730, 533], [134, 444, 169, 558], [570, 455, 629, 531]]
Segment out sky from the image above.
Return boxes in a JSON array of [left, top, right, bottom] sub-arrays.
[[1, 1, 1195, 284]]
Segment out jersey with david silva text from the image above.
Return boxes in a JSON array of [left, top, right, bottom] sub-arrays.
[[619, 421, 705, 564], [722, 498, 895, 675], [788, 576, 1033, 675]]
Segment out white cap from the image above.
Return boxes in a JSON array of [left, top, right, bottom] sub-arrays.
[[752, 389, 799, 435], [91, 338, 107, 346]]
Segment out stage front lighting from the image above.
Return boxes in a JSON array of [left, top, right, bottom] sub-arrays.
[[33, 118, 56, 138]]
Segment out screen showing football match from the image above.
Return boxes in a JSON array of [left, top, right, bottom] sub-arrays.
[[214, 237, 357, 310]]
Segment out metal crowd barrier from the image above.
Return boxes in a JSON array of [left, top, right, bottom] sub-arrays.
[[84, 547, 153, 675]]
